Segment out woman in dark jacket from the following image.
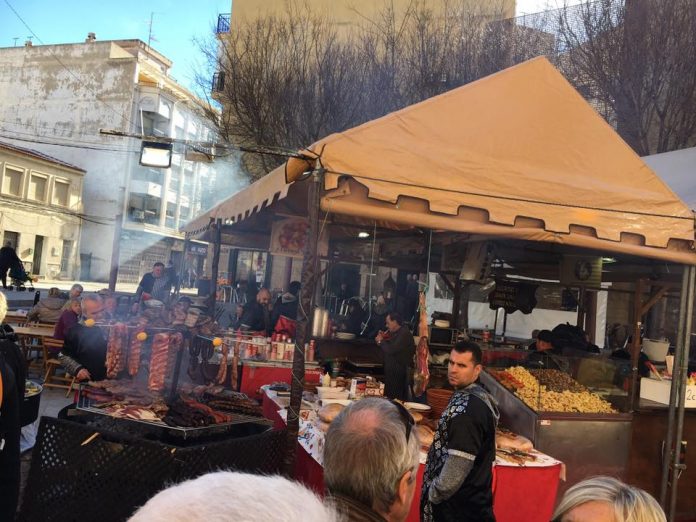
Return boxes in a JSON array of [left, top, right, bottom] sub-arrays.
[[0, 294, 25, 520], [375, 312, 415, 401]]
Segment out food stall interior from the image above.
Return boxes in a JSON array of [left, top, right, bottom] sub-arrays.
[[182, 57, 696, 516]]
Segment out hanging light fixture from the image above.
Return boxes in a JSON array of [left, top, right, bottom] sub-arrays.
[[139, 141, 173, 168]]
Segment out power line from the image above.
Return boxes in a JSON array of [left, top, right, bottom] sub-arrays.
[[0, 131, 141, 154], [0, 127, 137, 152], [0, 195, 114, 226], [0, 118, 134, 144]]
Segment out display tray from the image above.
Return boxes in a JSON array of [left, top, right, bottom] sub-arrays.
[[76, 385, 271, 440], [481, 371, 631, 421]]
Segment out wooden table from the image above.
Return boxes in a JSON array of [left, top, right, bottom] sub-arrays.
[[13, 325, 55, 338], [14, 325, 56, 366], [3, 311, 29, 325]]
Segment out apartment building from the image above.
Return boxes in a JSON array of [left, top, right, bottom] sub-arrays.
[[0, 141, 84, 279], [0, 36, 246, 283]]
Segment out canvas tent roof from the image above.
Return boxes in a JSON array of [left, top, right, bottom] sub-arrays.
[[184, 57, 696, 264]]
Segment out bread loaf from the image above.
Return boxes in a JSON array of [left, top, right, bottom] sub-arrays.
[[318, 403, 345, 423], [416, 425, 435, 448], [409, 411, 423, 424], [495, 433, 533, 452]]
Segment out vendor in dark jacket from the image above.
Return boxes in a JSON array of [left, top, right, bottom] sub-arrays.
[[135, 262, 173, 303], [239, 288, 272, 336], [526, 329, 565, 371], [376, 312, 415, 401], [0, 292, 25, 520], [59, 294, 108, 382]]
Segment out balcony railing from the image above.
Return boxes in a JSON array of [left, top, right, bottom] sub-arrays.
[[212, 71, 225, 94], [217, 14, 231, 34]]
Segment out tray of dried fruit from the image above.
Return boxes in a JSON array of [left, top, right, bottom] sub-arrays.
[[76, 381, 271, 439]]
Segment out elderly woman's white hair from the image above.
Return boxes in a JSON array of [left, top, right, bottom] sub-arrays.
[[128, 471, 338, 522], [553, 476, 666, 522], [0, 291, 7, 323]]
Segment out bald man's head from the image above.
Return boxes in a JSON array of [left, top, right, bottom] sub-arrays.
[[257, 288, 271, 306]]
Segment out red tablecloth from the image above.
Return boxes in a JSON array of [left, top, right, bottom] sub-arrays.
[[262, 390, 561, 522]]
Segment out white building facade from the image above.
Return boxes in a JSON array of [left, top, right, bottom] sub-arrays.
[[0, 37, 245, 283]]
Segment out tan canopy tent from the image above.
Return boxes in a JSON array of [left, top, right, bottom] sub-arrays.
[[184, 57, 696, 265]]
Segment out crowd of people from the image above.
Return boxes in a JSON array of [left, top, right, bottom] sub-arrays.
[[0, 265, 672, 521], [126, 338, 668, 522]]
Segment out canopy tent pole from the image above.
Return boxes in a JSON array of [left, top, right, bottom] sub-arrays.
[[175, 237, 189, 296], [451, 280, 461, 329], [207, 220, 222, 314], [660, 268, 689, 507], [629, 278, 645, 410], [668, 265, 695, 520], [285, 169, 323, 474], [108, 214, 123, 292]]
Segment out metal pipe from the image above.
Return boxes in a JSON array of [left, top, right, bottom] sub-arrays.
[[629, 279, 645, 411], [660, 267, 689, 507], [669, 264, 695, 520], [175, 237, 189, 296]]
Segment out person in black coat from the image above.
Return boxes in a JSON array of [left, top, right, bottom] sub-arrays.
[[59, 294, 108, 382], [376, 312, 415, 401], [0, 242, 20, 289], [0, 294, 25, 520]]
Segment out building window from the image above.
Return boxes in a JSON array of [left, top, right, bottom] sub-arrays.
[[60, 239, 73, 273], [2, 165, 24, 197], [53, 179, 70, 206], [28, 173, 48, 202], [165, 202, 177, 229]]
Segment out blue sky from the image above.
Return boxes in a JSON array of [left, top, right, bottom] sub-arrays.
[[0, 0, 230, 92], [1, 0, 581, 93]]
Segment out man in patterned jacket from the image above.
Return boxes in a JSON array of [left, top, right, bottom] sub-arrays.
[[421, 341, 499, 522]]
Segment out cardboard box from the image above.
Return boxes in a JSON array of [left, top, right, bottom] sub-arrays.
[[640, 377, 696, 408]]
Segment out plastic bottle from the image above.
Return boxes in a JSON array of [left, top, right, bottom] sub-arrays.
[[322, 372, 331, 387], [285, 339, 294, 361]]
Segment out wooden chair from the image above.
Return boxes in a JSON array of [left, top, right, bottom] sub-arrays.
[[42, 338, 76, 397]]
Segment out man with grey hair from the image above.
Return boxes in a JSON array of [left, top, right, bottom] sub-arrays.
[[324, 398, 420, 521], [60, 294, 108, 381], [61, 283, 84, 309], [129, 471, 338, 522]]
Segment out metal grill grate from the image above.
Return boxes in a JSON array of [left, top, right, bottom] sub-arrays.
[[18, 416, 286, 522]]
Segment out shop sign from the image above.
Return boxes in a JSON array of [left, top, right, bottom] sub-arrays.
[[188, 243, 208, 256], [270, 217, 328, 258], [488, 279, 538, 314]]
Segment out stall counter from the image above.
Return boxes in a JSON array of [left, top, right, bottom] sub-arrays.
[[262, 387, 563, 522], [239, 359, 322, 399]]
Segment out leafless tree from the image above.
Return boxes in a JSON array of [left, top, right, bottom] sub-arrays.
[[193, 0, 696, 179], [555, 0, 696, 155], [194, 1, 369, 179], [193, 0, 527, 179]]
